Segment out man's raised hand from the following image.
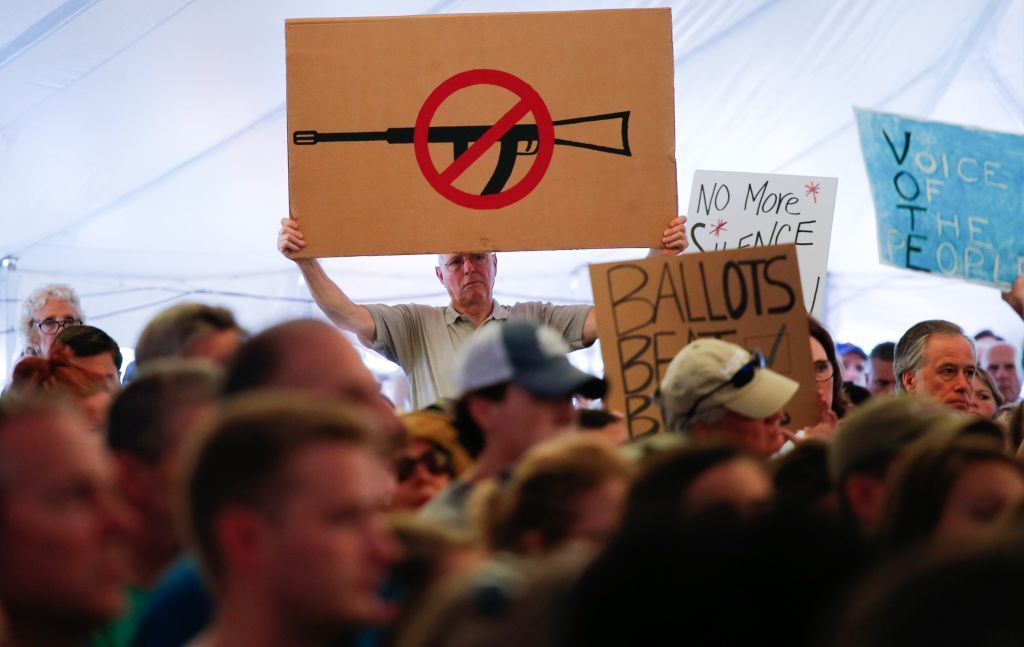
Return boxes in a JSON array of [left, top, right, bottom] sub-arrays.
[[278, 218, 306, 258], [648, 215, 688, 257]]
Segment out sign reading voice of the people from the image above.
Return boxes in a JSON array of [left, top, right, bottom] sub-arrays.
[[286, 10, 677, 258], [685, 170, 837, 317], [856, 108, 1024, 288], [589, 244, 819, 439]]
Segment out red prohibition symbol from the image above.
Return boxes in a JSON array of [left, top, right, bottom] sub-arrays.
[[414, 69, 555, 210]]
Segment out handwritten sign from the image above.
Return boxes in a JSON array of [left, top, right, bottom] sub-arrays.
[[685, 170, 837, 317], [856, 108, 1024, 288], [589, 244, 819, 439]]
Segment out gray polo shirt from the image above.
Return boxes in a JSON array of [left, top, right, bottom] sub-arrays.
[[364, 300, 592, 409]]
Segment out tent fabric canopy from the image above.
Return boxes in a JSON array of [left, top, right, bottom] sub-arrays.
[[2, 0, 1022, 377]]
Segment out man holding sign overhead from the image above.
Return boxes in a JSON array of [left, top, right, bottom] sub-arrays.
[[277, 217, 687, 409], [282, 9, 687, 408]]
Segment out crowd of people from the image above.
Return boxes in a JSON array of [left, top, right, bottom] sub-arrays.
[[4, 220, 1024, 646]]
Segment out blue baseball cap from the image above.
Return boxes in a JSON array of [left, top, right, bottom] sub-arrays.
[[456, 321, 606, 399]]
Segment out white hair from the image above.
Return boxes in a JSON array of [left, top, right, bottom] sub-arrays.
[[19, 284, 84, 355]]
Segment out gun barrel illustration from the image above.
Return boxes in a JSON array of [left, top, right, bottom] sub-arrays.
[[292, 111, 630, 195]]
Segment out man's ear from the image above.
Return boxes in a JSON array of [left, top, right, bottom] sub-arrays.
[[215, 506, 268, 576], [466, 396, 498, 436], [901, 370, 916, 393], [435, 266, 444, 284]]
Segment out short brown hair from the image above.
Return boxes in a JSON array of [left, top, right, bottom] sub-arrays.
[[107, 359, 222, 464], [181, 391, 375, 584], [135, 303, 243, 367]]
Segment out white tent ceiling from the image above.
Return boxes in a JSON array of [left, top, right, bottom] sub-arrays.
[[2, 0, 1022, 377]]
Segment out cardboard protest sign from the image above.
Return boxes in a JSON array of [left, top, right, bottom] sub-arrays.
[[589, 244, 819, 439], [856, 109, 1024, 288], [685, 170, 837, 317], [286, 10, 677, 258]]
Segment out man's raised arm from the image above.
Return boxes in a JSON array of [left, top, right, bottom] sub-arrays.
[[277, 218, 377, 345]]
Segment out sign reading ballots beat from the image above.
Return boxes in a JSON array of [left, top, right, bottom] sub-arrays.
[[589, 244, 819, 440], [685, 170, 837, 317], [856, 109, 1024, 289]]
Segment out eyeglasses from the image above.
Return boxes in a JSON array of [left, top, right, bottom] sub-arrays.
[[684, 350, 765, 420], [34, 317, 82, 335], [395, 448, 452, 482], [813, 360, 834, 382], [444, 253, 491, 273]]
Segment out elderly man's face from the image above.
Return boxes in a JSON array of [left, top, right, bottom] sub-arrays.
[[694, 409, 787, 458], [0, 410, 134, 628], [983, 342, 1021, 403], [904, 333, 977, 411], [435, 253, 497, 310]]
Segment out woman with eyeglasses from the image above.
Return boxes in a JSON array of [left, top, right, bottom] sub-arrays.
[[795, 317, 849, 442], [19, 283, 85, 359], [391, 409, 473, 511]]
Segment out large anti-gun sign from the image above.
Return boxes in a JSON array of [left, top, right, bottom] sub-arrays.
[[856, 109, 1024, 288], [286, 10, 676, 257], [685, 170, 837, 317], [589, 245, 819, 439]]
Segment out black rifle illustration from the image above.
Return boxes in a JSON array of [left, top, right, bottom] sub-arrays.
[[292, 111, 630, 195]]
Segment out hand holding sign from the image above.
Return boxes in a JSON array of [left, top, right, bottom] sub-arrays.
[[647, 215, 689, 257], [278, 218, 305, 258]]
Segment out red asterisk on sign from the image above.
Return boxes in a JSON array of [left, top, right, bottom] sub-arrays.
[[711, 219, 728, 237], [805, 181, 821, 203]]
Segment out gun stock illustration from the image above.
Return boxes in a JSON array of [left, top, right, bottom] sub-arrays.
[[292, 111, 631, 195]]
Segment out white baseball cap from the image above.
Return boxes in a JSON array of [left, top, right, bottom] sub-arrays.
[[658, 338, 798, 430]]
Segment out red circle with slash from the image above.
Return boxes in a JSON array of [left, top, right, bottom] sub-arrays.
[[414, 69, 554, 210]]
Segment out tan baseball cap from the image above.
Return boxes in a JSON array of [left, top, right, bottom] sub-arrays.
[[658, 338, 798, 431]]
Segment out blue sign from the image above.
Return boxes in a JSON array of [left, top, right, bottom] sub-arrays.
[[856, 109, 1024, 289]]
